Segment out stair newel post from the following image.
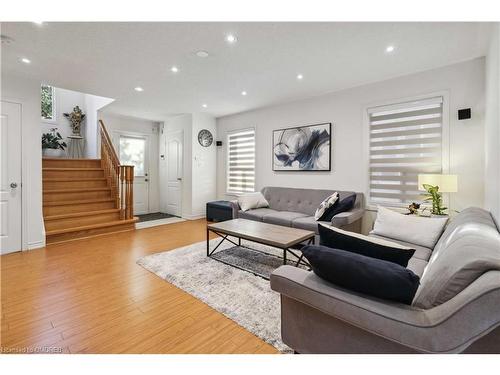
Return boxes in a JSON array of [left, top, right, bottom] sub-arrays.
[[120, 166, 125, 220], [128, 166, 134, 219]]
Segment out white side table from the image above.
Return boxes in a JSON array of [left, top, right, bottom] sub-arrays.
[[67, 135, 85, 158]]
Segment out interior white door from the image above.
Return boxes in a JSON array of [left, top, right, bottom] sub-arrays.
[[165, 130, 183, 216], [117, 133, 149, 215], [1, 101, 22, 254]]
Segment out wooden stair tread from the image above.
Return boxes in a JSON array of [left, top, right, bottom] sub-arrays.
[[43, 187, 111, 193], [46, 218, 138, 236], [43, 168, 103, 172], [43, 198, 115, 207], [43, 177, 107, 181], [44, 209, 121, 221], [42, 157, 101, 161]]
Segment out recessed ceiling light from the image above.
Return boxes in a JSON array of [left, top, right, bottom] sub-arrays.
[[21, 57, 31, 64], [385, 45, 395, 53], [134, 87, 144, 92], [241, 91, 247, 96], [296, 74, 303, 80], [202, 104, 208, 108], [196, 50, 209, 58], [33, 21, 44, 25], [225, 34, 237, 44], [171, 66, 179, 73]]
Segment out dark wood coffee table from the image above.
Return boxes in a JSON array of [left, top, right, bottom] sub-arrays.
[[207, 218, 315, 267]]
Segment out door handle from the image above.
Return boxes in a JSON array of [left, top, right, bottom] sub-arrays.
[[177, 178, 182, 181], [145, 179, 149, 182], [10, 182, 18, 189]]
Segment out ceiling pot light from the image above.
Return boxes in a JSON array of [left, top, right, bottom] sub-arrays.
[[202, 104, 208, 108], [241, 91, 247, 96], [296, 74, 303, 80], [134, 87, 144, 92], [225, 34, 237, 44], [33, 21, 44, 25], [196, 50, 209, 58], [21, 57, 31, 64], [171, 66, 179, 73], [385, 45, 395, 53]]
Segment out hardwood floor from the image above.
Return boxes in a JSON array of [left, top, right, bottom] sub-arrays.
[[0, 220, 278, 354]]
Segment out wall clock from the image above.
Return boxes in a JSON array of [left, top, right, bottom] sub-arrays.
[[197, 129, 213, 147]]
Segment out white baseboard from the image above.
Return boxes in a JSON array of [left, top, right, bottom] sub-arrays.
[[26, 239, 45, 250], [136, 217, 186, 229], [182, 214, 206, 220]]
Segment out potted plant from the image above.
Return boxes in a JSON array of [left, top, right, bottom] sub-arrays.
[[42, 128, 67, 157], [421, 184, 448, 216]]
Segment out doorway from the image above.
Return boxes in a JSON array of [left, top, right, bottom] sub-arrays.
[[165, 130, 183, 216], [116, 132, 150, 215], [1, 101, 22, 254]]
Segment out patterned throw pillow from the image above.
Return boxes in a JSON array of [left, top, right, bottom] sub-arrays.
[[314, 192, 339, 221]]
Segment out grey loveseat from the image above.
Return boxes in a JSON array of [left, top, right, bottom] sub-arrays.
[[230, 186, 364, 234], [270, 207, 500, 353]]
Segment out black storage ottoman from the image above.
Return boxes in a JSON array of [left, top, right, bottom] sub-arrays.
[[206, 200, 233, 222]]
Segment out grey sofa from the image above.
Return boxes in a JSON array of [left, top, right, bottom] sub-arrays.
[[230, 186, 364, 234], [270, 207, 500, 353]]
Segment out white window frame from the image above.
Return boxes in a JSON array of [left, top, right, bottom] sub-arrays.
[[363, 91, 450, 211], [41, 84, 57, 124], [225, 127, 256, 196]]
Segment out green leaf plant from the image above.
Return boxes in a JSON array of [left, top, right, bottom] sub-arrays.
[[42, 128, 67, 150], [421, 183, 447, 216]]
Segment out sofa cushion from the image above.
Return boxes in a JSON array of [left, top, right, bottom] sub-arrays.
[[237, 192, 269, 212], [319, 224, 415, 267], [412, 207, 500, 309], [238, 208, 278, 222], [371, 206, 448, 249], [292, 216, 326, 233], [369, 234, 433, 261], [321, 194, 356, 222], [302, 245, 420, 305], [263, 211, 309, 227], [261, 186, 357, 216]]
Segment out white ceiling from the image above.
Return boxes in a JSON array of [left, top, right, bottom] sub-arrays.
[[0, 22, 491, 120]]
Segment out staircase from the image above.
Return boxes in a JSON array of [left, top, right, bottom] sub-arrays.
[[42, 121, 137, 244]]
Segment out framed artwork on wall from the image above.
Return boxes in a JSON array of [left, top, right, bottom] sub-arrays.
[[272, 122, 331, 171]]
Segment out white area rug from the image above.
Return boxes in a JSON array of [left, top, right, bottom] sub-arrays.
[[137, 238, 293, 352]]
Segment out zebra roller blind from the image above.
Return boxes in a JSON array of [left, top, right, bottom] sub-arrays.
[[368, 96, 444, 205], [227, 128, 256, 194]]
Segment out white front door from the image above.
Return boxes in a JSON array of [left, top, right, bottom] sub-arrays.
[[117, 133, 149, 215], [0, 101, 22, 254], [165, 130, 183, 216]]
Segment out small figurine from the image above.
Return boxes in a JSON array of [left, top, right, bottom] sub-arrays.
[[64, 106, 86, 137], [406, 202, 421, 215]]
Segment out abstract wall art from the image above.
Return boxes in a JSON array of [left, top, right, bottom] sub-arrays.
[[272, 123, 331, 171]]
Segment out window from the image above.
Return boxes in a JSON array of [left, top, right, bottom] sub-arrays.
[[41, 84, 56, 121], [227, 128, 255, 194], [368, 96, 444, 206], [119, 135, 147, 177]]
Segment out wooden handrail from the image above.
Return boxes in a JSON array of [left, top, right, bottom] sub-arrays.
[[99, 120, 135, 220]]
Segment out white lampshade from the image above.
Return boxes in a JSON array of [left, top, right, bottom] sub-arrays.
[[418, 174, 458, 193]]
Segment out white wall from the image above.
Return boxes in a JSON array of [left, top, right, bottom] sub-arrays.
[[485, 25, 500, 224], [99, 112, 161, 213], [191, 113, 217, 218], [41, 87, 113, 158], [160, 113, 216, 219], [1, 73, 45, 249], [217, 58, 486, 230]]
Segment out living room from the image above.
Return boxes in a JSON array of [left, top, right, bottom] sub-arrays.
[[1, 0, 499, 373]]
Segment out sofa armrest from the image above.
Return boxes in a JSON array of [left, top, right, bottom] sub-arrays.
[[331, 207, 364, 227], [270, 266, 500, 353], [229, 200, 240, 219]]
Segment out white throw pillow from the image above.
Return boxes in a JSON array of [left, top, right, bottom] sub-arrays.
[[370, 206, 448, 249], [237, 192, 270, 212], [314, 192, 339, 220]]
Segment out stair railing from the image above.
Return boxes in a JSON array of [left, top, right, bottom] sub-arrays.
[[99, 120, 134, 220]]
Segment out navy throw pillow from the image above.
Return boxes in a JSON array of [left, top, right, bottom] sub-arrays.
[[302, 245, 420, 305], [320, 194, 356, 221], [318, 224, 415, 267]]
